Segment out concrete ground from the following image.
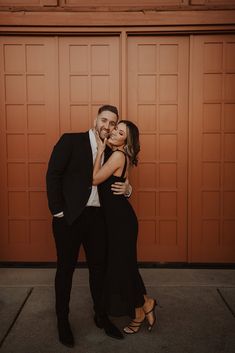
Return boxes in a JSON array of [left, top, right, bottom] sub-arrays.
[[0, 268, 235, 353]]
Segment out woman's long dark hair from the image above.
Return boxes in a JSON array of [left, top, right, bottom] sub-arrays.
[[119, 120, 140, 166]]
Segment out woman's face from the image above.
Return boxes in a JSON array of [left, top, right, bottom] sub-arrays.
[[108, 122, 127, 147]]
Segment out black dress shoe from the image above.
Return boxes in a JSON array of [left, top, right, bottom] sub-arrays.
[[94, 314, 124, 340], [57, 319, 75, 348]]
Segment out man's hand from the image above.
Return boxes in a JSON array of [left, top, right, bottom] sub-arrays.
[[111, 179, 132, 197], [94, 129, 107, 154], [53, 211, 64, 218]]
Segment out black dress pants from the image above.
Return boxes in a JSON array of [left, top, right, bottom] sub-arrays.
[[52, 207, 107, 320]]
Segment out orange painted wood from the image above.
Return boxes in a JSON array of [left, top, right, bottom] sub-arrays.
[[0, 35, 120, 262], [61, 0, 185, 6], [1, 0, 235, 8], [127, 36, 189, 262], [1, 33, 235, 263], [191, 0, 235, 4], [0, 0, 57, 5], [190, 34, 235, 262], [58, 36, 120, 261], [0, 10, 235, 27], [0, 36, 59, 261], [58, 36, 120, 134]]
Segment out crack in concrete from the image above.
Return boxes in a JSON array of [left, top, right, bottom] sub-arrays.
[[217, 288, 235, 319], [0, 287, 34, 349]]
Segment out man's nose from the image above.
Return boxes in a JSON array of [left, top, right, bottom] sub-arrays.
[[103, 121, 109, 130]]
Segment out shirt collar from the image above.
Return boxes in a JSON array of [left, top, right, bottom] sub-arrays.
[[89, 129, 97, 153]]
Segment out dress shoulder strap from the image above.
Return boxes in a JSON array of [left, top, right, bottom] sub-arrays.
[[121, 154, 127, 179]]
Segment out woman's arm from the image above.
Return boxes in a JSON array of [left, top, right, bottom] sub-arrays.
[[93, 151, 124, 186]]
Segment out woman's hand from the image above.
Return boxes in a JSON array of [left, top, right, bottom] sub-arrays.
[[95, 130, 107, 154]]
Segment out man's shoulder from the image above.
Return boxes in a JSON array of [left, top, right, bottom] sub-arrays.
[[60, 131, 89, 141], [62, 131, 88, 137], [55, 131, 89, 148]]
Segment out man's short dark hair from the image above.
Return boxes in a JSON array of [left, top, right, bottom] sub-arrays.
[[98, 104, 119, 118]]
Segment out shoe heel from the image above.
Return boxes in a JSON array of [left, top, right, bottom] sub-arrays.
[[147, 324, 154, 332], [145, 299, 157, 332]]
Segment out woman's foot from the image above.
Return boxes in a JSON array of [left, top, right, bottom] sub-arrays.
[[123, 309, 145, 334], [143, 298, 157, 332]]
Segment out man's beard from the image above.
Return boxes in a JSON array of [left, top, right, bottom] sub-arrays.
[[99, 128, 111, 140]]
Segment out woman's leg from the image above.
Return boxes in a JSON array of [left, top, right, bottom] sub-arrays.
[[143, 295, 158, 330], [123, 295, 158, 334]]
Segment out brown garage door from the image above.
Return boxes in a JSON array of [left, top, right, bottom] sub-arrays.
[[0, 34, 234, 263], [57, 36, 120, 261], [0, 37, 59, 261], [0, 35, 120, 261], [190, 35, 235, 262], [127, 36, 189, 262]]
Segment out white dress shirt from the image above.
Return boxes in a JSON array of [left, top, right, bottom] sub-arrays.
[[86, 129, 101, 207]]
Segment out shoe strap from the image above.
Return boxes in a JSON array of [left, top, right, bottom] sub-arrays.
[[124, 321, 142, 333], [145, 308, 154, 315], [128, 319, 144, 327], [145, 301, 157, 315], [125, 326, 136, 333]]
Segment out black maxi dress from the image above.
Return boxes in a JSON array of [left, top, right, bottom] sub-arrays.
[[98, 150, 146, 318]]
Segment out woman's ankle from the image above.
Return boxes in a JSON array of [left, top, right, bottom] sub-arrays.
[[135, 307, 145, 320], [143, 297, 154, 311]]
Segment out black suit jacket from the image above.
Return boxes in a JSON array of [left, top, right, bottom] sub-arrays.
[[46, 132, 94, 225]]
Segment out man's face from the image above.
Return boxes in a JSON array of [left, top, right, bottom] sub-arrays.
[[94, 110, 118, 140]]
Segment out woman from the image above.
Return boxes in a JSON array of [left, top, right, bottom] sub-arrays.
[[93, 120, 157, 334]]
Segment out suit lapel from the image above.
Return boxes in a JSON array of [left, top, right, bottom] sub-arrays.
[[83, 131, 93, 170]]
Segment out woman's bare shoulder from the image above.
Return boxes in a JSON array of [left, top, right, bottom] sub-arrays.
[[106, 150, 125, 166]]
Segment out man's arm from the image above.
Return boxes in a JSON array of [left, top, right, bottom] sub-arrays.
[[46, 134, 72, 215], [111, 179, 132, 197]]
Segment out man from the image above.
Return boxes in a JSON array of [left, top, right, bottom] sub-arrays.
[[46, 105, 131, 347]]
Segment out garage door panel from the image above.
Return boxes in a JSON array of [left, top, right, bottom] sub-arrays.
[[190, 35, 235, 262], [59, 37, 119, 133], [0, 36, 59, 261], [128, 36, 189, 262]]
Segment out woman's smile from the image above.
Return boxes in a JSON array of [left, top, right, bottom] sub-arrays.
[[108, 122, 127, 146]]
